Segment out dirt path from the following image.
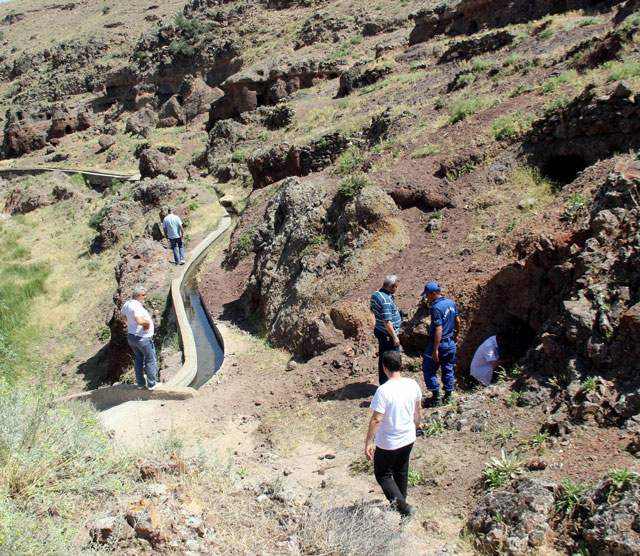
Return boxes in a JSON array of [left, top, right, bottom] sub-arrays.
[[100, 321, 475, 555]]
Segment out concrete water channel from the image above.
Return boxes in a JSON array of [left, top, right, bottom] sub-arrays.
[[13, 164, 238, 408]]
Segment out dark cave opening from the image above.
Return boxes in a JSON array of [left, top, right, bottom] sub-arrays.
[[542, 154, 588, 186]]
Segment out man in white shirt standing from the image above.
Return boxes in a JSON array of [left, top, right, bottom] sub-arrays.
[[162, 207, 185, 266], [120, 285, 162, 390], [365, 350, 422, 518], [470, 333, 510, 386]]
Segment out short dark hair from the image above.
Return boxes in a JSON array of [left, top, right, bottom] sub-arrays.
[[382, 350, 402, 373]]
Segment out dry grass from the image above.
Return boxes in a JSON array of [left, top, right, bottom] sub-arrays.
[[466, 166, 557, 252]]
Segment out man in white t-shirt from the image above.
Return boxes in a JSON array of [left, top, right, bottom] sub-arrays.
[[470, 333, 510, 386], [365, 350, 422, 518], [120, 285, 162, 390], [162, 207, 185, 266]]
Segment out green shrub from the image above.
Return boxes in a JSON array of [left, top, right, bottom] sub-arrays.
[[170, 39, 195, 57], [231, 149, 248, 163], [472, 59, 493, 72], [407, 469, 425, 486], [457, 73, 475, 86], [349, 456, 373, 475], [175, 12, 203, 39], [506, 391, 521, 407], [492, 113, 532, 141], [337, 174, 370, 199], [424, 419, 445, 437], [608, 467, 639, 502], [564, 193, 589, 222], [449, 96, 487, 123], [335, 146, 363, 175], [483, 449, 525, 490], [579, 17, 600, 27], [235, 232, 255, 259], [556, 479, 588, 517]]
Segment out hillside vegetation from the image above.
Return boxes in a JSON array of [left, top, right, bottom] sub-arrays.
[[1, 0, 640, 554]]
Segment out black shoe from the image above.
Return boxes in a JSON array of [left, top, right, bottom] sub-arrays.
[[400, 504, 415, 520], [442, 392, 452, 404], [422, 393, 442, 408]]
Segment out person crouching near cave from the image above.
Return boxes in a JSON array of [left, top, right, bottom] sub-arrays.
[[365, 350, 422, 519]]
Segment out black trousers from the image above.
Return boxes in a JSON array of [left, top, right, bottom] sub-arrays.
[[374, 328, 400, 385], [373, 442, 414, 514]]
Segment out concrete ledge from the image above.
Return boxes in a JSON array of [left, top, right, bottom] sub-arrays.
[[0, 166, 140, 186], [167, 212, 231, 387], [67, 385, 198, 411]]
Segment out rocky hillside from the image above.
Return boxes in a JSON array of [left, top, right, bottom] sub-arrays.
[[1, 0, 640, 554]]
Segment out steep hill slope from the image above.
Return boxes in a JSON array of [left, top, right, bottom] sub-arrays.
[[1, 0, 640, 554]]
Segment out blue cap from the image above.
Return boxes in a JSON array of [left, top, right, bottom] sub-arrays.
[[420, 281, 440, 296]]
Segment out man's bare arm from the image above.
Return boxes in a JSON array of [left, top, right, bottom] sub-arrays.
[[365, 411, 383, 461]]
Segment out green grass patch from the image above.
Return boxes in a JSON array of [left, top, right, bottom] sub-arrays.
[[411, 144, 439, 158], [492, 112, 534, 141], [606, 61, 640, 82], [335, 146, 363, 175], [541, 70, 578, 94], [449, 96, 488, 124], [0, 227, 50, 382]]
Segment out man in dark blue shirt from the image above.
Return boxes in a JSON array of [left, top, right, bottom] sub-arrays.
[[420, 281, 461, 407], [370, 275, 402, 385]]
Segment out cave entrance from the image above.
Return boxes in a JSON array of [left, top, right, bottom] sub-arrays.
[[501, 315, 536, 360], [64, 125, 72, 134], [542, 154, 588, 187]]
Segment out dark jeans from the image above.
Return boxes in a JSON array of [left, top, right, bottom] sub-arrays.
[[169, 236, 185, 264], [422, 339, 457, 392], [374, 327, 400, 385], [374, 442, 414, 514]]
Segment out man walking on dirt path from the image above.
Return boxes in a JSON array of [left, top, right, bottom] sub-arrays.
[[120, 285, 163, 390], [421, 281, 460, 407], [370, 275, 403, 385], [162, 207, 185, 266], [365, 350, 422, 518]]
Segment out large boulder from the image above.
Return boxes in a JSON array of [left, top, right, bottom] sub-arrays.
[[132, 178, 186, 208], [107, 236, 167, 381], [582, 477, 640, 555], [467, 477, 556, 555], [157, 96, 185, 128], [336, 62, 392, 97], [180, 76, 224, 122], [139, 149, 172, 179], [2, 189, 49, 215], [125, 108, 157, 138], [91, 200, 143, 250]]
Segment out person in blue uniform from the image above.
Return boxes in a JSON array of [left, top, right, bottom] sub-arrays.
[[370, 275, 402, 385], [420, 281, 461, 407]]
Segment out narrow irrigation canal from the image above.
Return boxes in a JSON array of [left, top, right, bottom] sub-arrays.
[[180, 246, 224, 389]]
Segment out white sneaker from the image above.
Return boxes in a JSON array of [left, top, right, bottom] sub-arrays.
[[148, 382, 164, 390], [137, 385, 146, 390], [179, 260, 186, 265]]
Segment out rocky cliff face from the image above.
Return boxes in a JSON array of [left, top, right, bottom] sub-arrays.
[[237, 176, 408, 359], [409, 0, 625, 44]]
